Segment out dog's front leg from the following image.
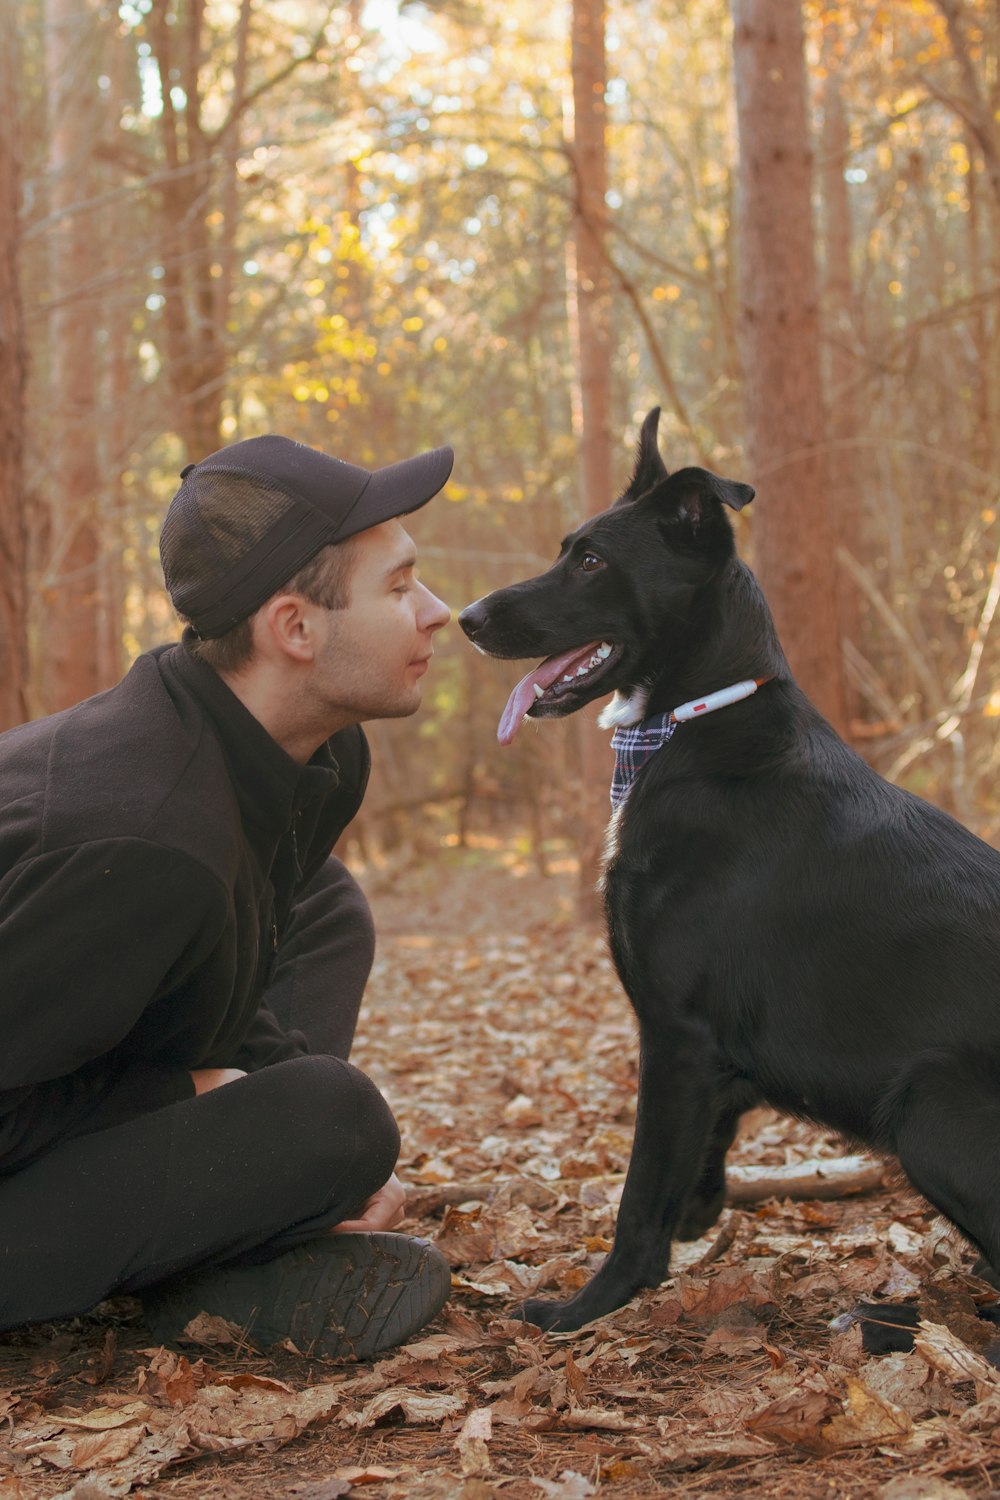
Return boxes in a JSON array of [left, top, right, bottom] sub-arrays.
[[521, 1018, 717, 1332]]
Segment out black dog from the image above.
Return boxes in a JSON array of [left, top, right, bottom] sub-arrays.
[[459, 407, 1000, 1335]]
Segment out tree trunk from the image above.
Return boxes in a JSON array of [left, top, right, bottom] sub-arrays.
[[566, 0, 614, 915], [96, 21, 132, 688], [818, 15, 863, 727], [0, 0, 30, 730], [151, 0, 224, 457], [43, 0, 101, 711], [150, 0, 253, 459], [732, 0, 847, 731]]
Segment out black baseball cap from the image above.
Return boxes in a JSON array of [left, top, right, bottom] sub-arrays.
[[159, 434, 454, 638]]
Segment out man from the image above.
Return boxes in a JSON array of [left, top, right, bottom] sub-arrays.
[[0, 434, 453, 1359]]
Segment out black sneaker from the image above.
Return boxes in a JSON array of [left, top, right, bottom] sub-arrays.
[[141, 1232, 451, 1360]]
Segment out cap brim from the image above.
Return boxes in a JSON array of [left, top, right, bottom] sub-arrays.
[[332, 445, 454, 541]]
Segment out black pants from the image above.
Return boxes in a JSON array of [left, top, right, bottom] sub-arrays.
[[0, 860, 398, 1332]]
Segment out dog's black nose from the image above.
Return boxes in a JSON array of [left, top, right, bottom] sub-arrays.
[[458, 599, 488, 640]]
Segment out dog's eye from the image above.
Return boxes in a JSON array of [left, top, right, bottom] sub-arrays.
[[579, 553, 604, 572]]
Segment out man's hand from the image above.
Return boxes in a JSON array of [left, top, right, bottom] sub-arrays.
[[332, 1172, 406, 1233], [190, 1068, 247, 1095]]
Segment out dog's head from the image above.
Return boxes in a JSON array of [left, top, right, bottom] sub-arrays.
[[458, 408, 754, 743]]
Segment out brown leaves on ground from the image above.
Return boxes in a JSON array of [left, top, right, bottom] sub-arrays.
[[3, 860, 1000, 1498]]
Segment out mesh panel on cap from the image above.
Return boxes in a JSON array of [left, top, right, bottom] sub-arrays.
[[160, 469, 299, 608]]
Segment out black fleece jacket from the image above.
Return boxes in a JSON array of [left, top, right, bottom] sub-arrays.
[[0, 640, 370, 1173]]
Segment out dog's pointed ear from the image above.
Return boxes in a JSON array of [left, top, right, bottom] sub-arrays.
[[662, 466, 755, 529], [616, 407, 667, 506]]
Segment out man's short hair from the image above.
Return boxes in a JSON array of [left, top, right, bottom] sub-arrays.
[[185, 537, 361, 674]]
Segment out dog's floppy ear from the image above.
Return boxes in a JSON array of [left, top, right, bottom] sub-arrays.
[[617, 407, 667, 505], [662, 466, 755, 528]]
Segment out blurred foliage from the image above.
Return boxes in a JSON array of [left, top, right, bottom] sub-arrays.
[[13, 0, 1000, 848]]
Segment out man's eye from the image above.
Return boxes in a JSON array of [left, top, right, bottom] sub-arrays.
[[579, 553, 604, 572]]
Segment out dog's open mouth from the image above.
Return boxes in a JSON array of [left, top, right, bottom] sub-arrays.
[[497, 640, 622, 744]]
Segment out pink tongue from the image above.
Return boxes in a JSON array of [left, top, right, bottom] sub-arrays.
[[497, 641, 602, 745]]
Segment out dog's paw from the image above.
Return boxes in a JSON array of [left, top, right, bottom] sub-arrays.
[[518, 1297, 582, 1333]]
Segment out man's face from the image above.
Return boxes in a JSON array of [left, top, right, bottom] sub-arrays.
[[311, 519, 450, 724]]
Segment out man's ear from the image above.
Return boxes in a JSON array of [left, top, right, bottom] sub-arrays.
[[256, 594, 315, 662], [616, 406, 668, 506], [660, 466, 755, 529]]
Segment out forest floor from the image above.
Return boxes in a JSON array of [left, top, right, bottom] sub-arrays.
[[3, 841, 1000, 1500]]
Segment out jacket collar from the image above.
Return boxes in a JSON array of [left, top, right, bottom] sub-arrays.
[[160, 639, 340, 843]]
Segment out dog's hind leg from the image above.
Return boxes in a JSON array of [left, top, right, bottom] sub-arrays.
[[890, 1050, 1000, 1278], [521, 1017, 720, 1332], [675, 1078, 760, 1241]]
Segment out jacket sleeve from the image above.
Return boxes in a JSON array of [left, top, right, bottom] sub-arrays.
[[232, 1001, 308, 1072], [0, 839, 227, 1170]]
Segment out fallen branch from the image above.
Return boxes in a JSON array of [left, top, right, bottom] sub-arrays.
[[404, 1183, 496, 1217], [404, 1155, 885, 1220], [688, 1211, 747, 1272], [725, 1154, 885, 1203]]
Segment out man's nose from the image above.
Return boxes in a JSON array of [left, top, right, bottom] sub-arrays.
[[422, 585, 451, 631]]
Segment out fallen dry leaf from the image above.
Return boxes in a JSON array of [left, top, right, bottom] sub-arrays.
[[286, 1480, 353, 1500], [531, 1472, 596, 1498], [49, 1401, 153, 1431], [137, 1350, 206, 1406], [332, 1466, 400, 1484], [914, 1320, 1000, 1395], [342, 1388, 465, 1429], [455, 1405, 493, 1474], [559, 1405, 641, 1432], [880, 1478, 969, 1499], [861, 1353, 960, 1418], [175, 1311, 243, 1346], [68, 1424, 146, 1471], [747, 1374, 911, 1454]]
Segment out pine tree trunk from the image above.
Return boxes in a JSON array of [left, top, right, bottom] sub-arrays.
[[0, 0, 30, 730], [96, 27, 131, 688], [732, 0, 847, 731], [818, 16, 862, 726], [151, 0, 240, 459], [566, 0, 614, 915], [43, 0, 101, 711]]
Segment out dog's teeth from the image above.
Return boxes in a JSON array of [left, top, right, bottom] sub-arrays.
[[597, 643, 612, 659], [561, 673, 574, 683], [532, 684, 545, 700], [576, 664, 589, 676]]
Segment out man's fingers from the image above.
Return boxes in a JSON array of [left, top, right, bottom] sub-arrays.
[[190, 1068, 247, 1095], [331, 1174, 407, 1233]]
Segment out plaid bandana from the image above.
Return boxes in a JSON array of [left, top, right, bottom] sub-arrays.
[[610, 711, 676, 810], [608, 677, 774, 811]]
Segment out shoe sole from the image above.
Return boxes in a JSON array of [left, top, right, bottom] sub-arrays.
[[142, 1232, 451, 1360]]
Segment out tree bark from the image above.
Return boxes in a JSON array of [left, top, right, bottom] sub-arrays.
[[818, 15, 863, 727], [43, 0, 102, 711], [566, 0, 615, 916], [151, 0, 226, 458], [732, 0, 847, 731], [0, 0, 30, 730]]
